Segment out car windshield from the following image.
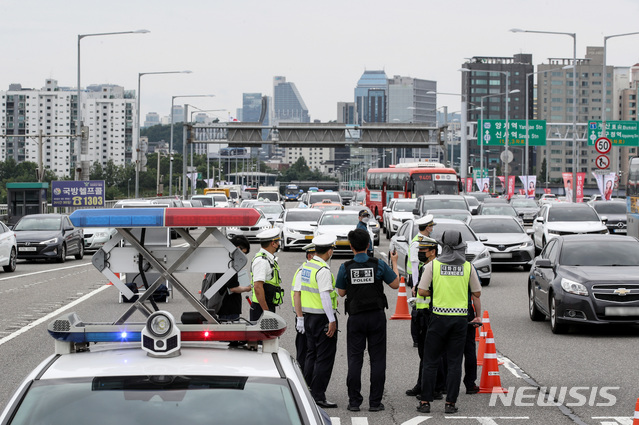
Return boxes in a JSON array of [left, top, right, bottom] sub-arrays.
[[15, 217, 62, 231], [413, 180, 458, 196], [424, 199, 467, 211], [286, 210, 322, 222], [10, 376, 304, 425], [430, 211, 470, 222], [470, 219, 523, 234], [560, 240, 639, 266], [212, 195, 227, 202], [193, 198, 213, 206], [511, 199, 538, 208], [258, 193, 279, 201], [464, 197, 479, 207], [256, 205, 284, 214], [481, 206, 516, 216], [319, 214, 359, 226], [393, 200, 417, 212], [355, 192, 366, 201], [309, 193, 341, 204], [593, 203, 626, 214], [428, 222, 477, 242], [548, 207, 599, 222], [339, 191, 354, 198]]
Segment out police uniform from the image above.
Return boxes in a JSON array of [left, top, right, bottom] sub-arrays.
[[250, 229, 283, 321], [417, 235, 482, 412], [407, 215, 435, 346], [298, 235, 339, 407], [335, 248, 398, 411], [356, 210, 374, 257], [291, 243, 316, 374]]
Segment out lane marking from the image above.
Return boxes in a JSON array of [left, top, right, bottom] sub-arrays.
[[0, 284, 110, 347], [0, 263, 93, 282]]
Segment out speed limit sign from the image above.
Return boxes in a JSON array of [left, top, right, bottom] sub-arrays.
[[595, 137, 612, 154]]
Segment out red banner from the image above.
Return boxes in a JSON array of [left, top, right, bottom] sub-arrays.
[[465, 177, 474, 193], [544, 188, 552, 194], [507, 176, 516, 199], [576, 172, 585, 203]]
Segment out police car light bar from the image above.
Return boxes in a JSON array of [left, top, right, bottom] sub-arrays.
[[69, 208, 261, 228], [48, 311, 286, 348]]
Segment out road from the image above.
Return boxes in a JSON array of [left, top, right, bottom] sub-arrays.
[[0, 226, 637, 424]]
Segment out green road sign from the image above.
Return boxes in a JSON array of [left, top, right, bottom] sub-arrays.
[[478, 119, 546, 146], [473, 169, 488, 179], [587, 120, 639, 146]]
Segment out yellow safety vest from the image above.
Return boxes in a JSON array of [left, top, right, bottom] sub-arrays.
[[414, 261, 431, 310], [299, 259, 337, 314], [431, 259, 471, 316], [251, 251, 282, 305], [406, 234, 421, 275]]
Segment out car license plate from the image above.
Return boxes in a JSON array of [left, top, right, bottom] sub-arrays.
[[605, 306, 639, 316], [19, 247, 37, 252], [336, 240, 350, 246], [491, 253, 512, 259], [305, 235, 313, 240], [613, 229, 627, 234]]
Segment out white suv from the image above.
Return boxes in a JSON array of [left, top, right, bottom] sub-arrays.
[[383, 198, 417, 239], [532, 203, 608, 251]]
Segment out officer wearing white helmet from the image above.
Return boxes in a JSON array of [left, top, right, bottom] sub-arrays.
[[407, 215, 435, 347], [296, 234, 339, 409], [250, 228, 284, 321], [292, 242, 317, 374]]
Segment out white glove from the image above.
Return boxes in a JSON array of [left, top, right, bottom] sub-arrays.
[[296, 317, 305, 334]]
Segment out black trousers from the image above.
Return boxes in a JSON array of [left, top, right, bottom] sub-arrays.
[[303, 313, 338, 402], [249, 301, 276, 321], [420, 314, 467, 404], [346, 309, 387, 408], [414, 310, 445, 391], [463, 324, 478, 390], [295, 328, 307, 374], [407, 276, 419, 344]]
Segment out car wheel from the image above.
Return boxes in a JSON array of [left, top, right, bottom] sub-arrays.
[[3, 248, 16, 273], [386, 227, 391, 239], [522, 263, 532, 271], [550, 295, 567, 334], [75, 243, 84, 260], [528, 282, 545, 321], [282, 239, 289, 252], [57, 244, 67, 263], [480, 278, 490, 286]]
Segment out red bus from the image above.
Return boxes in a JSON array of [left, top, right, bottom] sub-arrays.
[[365, 162, 460, 222]]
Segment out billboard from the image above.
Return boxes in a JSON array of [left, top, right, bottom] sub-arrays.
[[52, 180, 105, 207]]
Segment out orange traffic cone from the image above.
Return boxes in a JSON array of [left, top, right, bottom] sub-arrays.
[[478, 329, 508, 394], [481, 311, 492, 334], [390, 277, 412, 320], [476, 326, 487, 366], [633, 397, 639, 425]]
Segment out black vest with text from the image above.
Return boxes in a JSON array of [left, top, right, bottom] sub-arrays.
[[343, 258, 387, 315]]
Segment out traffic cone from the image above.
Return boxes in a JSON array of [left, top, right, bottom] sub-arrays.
[[481, 311, 492, 334], [478, 329, 508, 394], [633, 397, 639, 425], [390, 277, 412, 320], [476, 326, 487, 366]]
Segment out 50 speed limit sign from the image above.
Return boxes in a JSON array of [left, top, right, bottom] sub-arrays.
[[595, 137, 612, 154]]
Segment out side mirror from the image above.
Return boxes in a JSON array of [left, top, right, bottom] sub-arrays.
[[600, 215, 608, 224], [412, 208, 420, 216], [64, 226, 75, 231], [310, 223, 317, 227], [526, 228, 534, 235], [536, 258, 552, 268], [396, 235, 407, 243], [479, 236, 488, 242], [471, 209, 478, 216], [376, 215, 382, 221], [518, 212, 525, 217], [535, 216, 545, 223]]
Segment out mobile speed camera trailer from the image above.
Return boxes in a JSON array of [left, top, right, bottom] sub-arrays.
[[57, 207, 287, 354]]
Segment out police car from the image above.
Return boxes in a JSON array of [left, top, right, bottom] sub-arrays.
[[0, 208, 331, 425]]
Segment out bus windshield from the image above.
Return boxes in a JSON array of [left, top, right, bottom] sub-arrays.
[[413, 179, 458, 196]]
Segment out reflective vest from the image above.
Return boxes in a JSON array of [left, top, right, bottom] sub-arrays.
[[431, 259, 471, 316], [414, 261, 431, 311], [251, 251, 283, 305], [343, 257, 387, 315], [406, 234, 421, 276], [299, 259, 337, 314], [291, 263, 307, 309]]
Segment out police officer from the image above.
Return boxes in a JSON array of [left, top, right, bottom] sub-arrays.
[[292, 243, 317, 374], [407, 215, 435, 347], [336, 228, 399, 412], [250, 228, 284, 321], [416, 230, 482, 414], [356, 209, 375, 257], [296, 235, 339, 409]]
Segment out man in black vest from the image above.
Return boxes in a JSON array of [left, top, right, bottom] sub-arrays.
[[336, 228, 399, 412]]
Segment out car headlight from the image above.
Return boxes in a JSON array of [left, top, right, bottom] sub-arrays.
[[285, 227, 300, 234], [391, 217, 402, 222], [561, 278, 588, 296], [226, 227, 239, 231], [599, 228, 609, 234], [41, 237, 58, 245], [520, 240, 533, 248], [94, 232, 108, 238], [548, 229, 562, 235], [475, 249, 490, 261]]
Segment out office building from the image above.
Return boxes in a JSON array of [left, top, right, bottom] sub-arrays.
[[144, 112, 160, 128], [354, 70, 388, 124], [273, 76, 310, 123]]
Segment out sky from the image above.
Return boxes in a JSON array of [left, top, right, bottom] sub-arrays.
[[2, 0, 639, 124]]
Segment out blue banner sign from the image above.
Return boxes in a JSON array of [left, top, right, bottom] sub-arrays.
[[52, 180, 105, 207]]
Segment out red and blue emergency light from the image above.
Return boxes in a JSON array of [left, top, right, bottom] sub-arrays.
[[70, 208, 261, 228]]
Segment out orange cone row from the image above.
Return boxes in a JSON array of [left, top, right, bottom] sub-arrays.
[[478, 328, 508, 394], [633, 397, 639, 425]]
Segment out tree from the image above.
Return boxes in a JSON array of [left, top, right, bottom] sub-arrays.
[[538, 158, 547, 184]]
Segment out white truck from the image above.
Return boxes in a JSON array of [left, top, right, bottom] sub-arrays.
[[257, 186, 282, 203]]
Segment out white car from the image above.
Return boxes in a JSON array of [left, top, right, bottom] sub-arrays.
[[313, 210, 363, 252], [532, 203, 608, 251], [253, 202, 285, 226], [383, 198, 417, 239], [226, 209, 272, 242], [274, 208, 323, 251], [192, 194, 231, 208], [0, 221, 17, 273], [469, 216, 535, 270], [82, 227, 118, 251]]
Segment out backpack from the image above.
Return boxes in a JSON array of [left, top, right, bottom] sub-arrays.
[[200, 273, 226, 313]]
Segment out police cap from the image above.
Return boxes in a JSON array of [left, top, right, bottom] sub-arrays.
[[359, 209, 370, 217], [312, 234, 337, 248], [256, 228, 280, 242], [418, 236, 438, 250], [415, 214, 435, 227], [302, 243, 316, 252]]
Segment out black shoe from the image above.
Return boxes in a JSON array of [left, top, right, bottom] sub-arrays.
[[346, 404, 360, 412], [369, 403, 385, 412], [433, 391, 443, 400], [444, 403, 458, 414], [406, 386, 420, 397], [416, 401, 430, 413], [316, 400, 338, 409], [466, 385, 480, 394]]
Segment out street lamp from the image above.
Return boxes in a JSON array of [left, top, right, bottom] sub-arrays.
[[136, 70, 192, 198], [76, 29, 149, 181], [602, 31, 639, 175], [169, 94, 216, 196], [427, 90, 469, 183], [511, 28, 577, 202]]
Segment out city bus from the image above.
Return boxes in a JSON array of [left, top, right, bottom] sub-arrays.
[[365, 162, 460, 223], [626, 156, 639, 238]]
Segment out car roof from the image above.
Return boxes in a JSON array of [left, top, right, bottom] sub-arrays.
[[546, 202, 592, 208], [419, 195, 465, 199], [321, 210, 359, 215]]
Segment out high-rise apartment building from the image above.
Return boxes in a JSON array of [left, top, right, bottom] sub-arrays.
[[461, 54, 533, 176], [0, 79, 135, 177]]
